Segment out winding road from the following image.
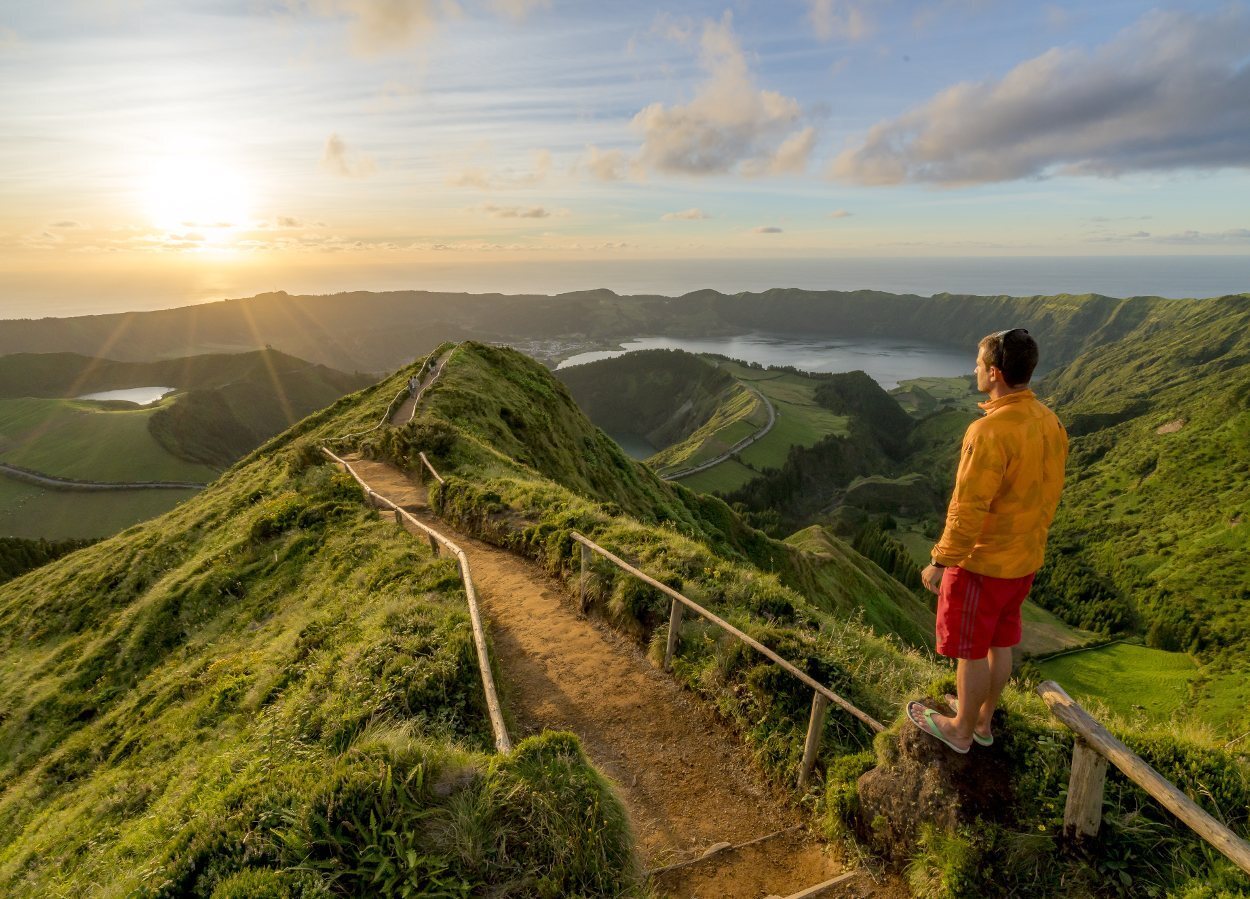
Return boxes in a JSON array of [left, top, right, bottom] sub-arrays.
[[0, 461, 207, 492], [660, 384, 777, 481]]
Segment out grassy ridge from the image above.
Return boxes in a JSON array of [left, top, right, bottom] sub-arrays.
[[0, 362, 638, 897]]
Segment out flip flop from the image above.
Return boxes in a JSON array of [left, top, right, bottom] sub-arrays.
[[906, 700, 969, 755], [944, 693, 993, 747]]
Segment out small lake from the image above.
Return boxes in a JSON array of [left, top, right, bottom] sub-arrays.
[[608, 431, 657, 461], [77, 386, 175, 406], [557, 334, 973, 389]]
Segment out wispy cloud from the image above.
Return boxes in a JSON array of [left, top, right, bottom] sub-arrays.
[[828, 209, 852, 219], [1087, 228, 1250, 245], [489, 0, 551, 21], [831, 8, 1250, 186], [321, 133, 376, 178], [662, 208, 710, 221], [448, 149, 551, 190], [806, 0, 872, 41], [50, 220, 81, 228], [480, 204, 558, 219], [633, 13, 813, 177], [753, 225, 783, 233]]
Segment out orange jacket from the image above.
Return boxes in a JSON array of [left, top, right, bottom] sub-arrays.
[[931, 390, 1068, 578]]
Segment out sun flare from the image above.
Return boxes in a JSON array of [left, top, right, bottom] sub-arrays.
[[143, 156, 251, 239]]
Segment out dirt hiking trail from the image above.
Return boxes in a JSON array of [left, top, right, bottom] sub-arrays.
[[341, 453, 900, 898]]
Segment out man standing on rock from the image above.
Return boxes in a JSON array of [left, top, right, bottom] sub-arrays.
[[910, 328, 1068, 753]]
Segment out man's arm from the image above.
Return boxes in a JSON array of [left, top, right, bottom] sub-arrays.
[[930, 426, 1007, 568]]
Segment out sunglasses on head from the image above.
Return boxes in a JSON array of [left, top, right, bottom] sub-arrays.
[[987, 328, 1028, 372]]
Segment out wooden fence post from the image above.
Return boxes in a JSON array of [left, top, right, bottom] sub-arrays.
[[1064, 738, 1108, 839], [798, 691, 830, 789], [394, 509, 402, 525], [579, 542, 591, 611], [428, 533, 439, 556], [664, 599, 684, 670]]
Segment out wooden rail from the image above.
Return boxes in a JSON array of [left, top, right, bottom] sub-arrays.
[[572, 531, 884, 788], [1037, 681, 1250, 876], [321, 447, 512, 754], [334, 350, 439, 443]]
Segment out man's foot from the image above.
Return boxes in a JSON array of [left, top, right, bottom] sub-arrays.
[[906, 701, 971, 754], [944, 693, 994, 746]]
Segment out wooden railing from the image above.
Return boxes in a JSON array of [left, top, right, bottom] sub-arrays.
[[334, 351, 439, 443], [321, 447, 512, 754], [1038, 681, 1250, 877], [572, 532, 884, 788]]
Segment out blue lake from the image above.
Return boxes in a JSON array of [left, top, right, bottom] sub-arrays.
[[77, 387, 175, 405], [556, 334, 973, 389]]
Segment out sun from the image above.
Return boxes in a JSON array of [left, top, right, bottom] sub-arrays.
[[143, 155, 251, 238]]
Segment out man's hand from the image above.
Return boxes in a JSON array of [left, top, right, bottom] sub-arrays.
[[921, 564, 945, 595]]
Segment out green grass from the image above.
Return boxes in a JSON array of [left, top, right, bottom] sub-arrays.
[[0, 396, 217, 483], [1038, 642, 1199, 724], [0, 362, 640, 896], [672, 457, 761, 495], [388, 342, 1250, 898], [711, 363, 850, 473], [650, 385, 764, 471], [0, 477, 202, 540]]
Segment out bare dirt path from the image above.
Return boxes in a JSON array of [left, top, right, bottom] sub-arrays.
[[340, 454, 880, 898]]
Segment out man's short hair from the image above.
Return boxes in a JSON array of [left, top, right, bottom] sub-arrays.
[[979, 328, 1038, 387]]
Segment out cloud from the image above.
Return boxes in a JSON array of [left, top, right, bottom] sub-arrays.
[[448, 149, 550, 189], [322, 133, 376, 178], [807, 0, 872, 41], [753, 226, 784, 233], [480, 204, 554, 218], [662, 208, 710, 221], [831, 8, 1250, 186], [632, 13, 813, 177], [581, 145, 632, 181], [50, 220, 81, 228], [1087, 227, 1250, 245], [828, 209, 852, 218]]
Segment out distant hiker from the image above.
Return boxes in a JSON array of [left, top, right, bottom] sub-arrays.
[[408, 375, 419, 395], [909, 328, 1068, 754]]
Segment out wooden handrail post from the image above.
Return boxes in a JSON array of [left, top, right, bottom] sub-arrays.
[[394, 508, 402, 525], [799, 691, 829, 789], [664, 598, 684, 670], [428, 533, 440, 556], [1064, 738, 1109, 839], [579, 542, 591, 612]]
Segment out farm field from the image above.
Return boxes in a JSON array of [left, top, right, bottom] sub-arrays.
[[1037, 642, 1199, 726], [0, 397, 217, 483], [0, 477, 201, 539]]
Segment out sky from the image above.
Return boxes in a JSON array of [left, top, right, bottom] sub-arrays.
[[2, 0, 1249, 315]]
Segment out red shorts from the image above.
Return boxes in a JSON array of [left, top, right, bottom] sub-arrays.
[[936, 566, 1036, 660]]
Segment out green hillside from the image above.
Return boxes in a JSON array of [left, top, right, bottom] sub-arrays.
[[0, 359, 635, 897], [361, 342, 1249, 896], [0, 396, 217, 483], [1031, 294, 1250, 729], [0, 351, 373, 540], [1, 339, 1247, 897]]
